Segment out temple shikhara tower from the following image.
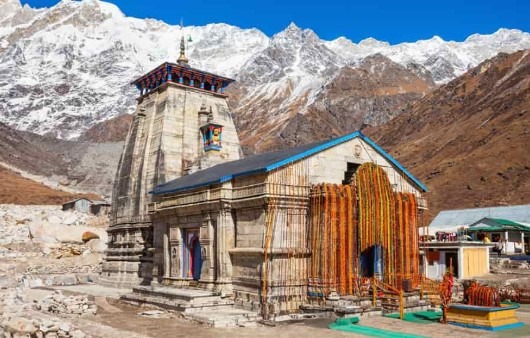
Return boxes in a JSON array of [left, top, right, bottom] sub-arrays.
[[100, 37, 242, 287]]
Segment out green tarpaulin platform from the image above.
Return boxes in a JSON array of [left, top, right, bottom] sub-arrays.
[[385, 311, 442, 324], [329, 317, 429, 337]]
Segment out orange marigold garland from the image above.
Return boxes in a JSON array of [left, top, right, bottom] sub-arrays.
[[356, 163, 395, 286]]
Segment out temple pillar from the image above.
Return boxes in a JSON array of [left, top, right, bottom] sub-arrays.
[[215, 206, 234, 295], [170, 226, 183, 278], [199, 213, 215, 289], [163, 224, 170, 279]]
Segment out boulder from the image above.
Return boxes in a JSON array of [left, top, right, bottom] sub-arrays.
[[61, 214, 78, 226], [47, 215, 62, 225], [3, 317, 37, 335], [81, 232, 99, 243], [86, 239, 106, 253], [70, 330, 86, 338], [58, 322, 70, 333], [28, 224, 58, 244]]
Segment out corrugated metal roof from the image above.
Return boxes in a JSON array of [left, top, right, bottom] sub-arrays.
[[151, 131, 428, 195], [429, 205, 530, 229]]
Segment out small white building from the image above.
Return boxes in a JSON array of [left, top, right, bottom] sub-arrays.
[[421, 242, 491, 280], [426, 205, 530, 255], [468, 218, 530, 254]]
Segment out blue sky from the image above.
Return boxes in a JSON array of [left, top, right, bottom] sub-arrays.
[[21, 0, 529, 44]]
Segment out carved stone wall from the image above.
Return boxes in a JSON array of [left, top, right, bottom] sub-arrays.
[[100, 83, 241, 288]]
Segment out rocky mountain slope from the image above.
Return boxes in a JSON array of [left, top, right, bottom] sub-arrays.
[[234, 53, 436, 153], [367, 50, 530, 222], [1, 0, 529, 142], [0, 122, 120, 197]]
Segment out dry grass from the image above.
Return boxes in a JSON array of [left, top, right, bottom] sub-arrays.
[[0, 165, 100, 205]]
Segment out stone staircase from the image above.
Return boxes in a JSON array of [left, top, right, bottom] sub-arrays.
[[121, 285, 260, 327], [186, 309, 260, 327]]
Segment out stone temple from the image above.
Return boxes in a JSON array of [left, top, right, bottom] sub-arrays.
[[102, 37, 429, 320], [100, 37, 242, 287]]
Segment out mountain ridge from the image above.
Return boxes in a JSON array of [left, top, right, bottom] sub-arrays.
[[1, 0, 529, 141], [366, 50, 530, 221]]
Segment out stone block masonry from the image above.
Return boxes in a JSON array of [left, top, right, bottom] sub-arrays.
[[101, 78, 242, 288]]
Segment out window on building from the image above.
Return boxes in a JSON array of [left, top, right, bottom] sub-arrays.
[[343, 162, 360, 185]]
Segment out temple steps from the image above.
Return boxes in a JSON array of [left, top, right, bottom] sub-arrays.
[[186, 309, 260, 327], [120, 285, 261, 327], [121, 285, 234, 313]]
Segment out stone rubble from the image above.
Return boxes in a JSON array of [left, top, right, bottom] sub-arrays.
[[0, 316, 88, 338], [35, 291, 97, 317], [0, 205, 107, 338], [0, 288, 89, 338]]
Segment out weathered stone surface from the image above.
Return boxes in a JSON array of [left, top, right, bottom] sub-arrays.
[[103, 81, 242, 287], [62, 214, 78, 226], [85, 239, 105, 253], [3, 317, 37, 335], [1, 205, 108, 247], [70, 330, 86, 338]]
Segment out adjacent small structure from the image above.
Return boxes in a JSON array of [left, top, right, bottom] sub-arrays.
[[468, 218, 530, 254], [62, 198, 110, 216], [422, 242, 490, 280], [89, 200, 112, 216], [447, 303, 524, 331], [428, 204, 530, 233]]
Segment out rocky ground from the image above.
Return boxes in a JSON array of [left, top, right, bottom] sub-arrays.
[[0, 205, 108, 337], [1, 204, 530, 337]]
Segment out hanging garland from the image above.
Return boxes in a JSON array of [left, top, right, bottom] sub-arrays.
[[308, 183, 358, 296], [356, 163, 396, 286], [308, 163, 421, 295], [394, 192, 420, 287]]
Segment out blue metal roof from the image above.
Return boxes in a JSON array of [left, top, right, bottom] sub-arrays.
[[151, 130, 428, 195]]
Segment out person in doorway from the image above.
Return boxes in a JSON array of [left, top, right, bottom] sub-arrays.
[[494, 239, 504, 257], [483, 235, 491, 244]]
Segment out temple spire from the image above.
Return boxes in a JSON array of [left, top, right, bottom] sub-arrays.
[[177, 20, 189, 66]]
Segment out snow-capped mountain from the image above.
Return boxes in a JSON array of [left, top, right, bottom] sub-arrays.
[[0, 0, 529, 141], [325, 29, 530, 83], [0, 0, 268, 138]]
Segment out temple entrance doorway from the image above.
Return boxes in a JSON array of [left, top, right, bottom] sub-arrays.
[[183, 229, 202, 280]]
